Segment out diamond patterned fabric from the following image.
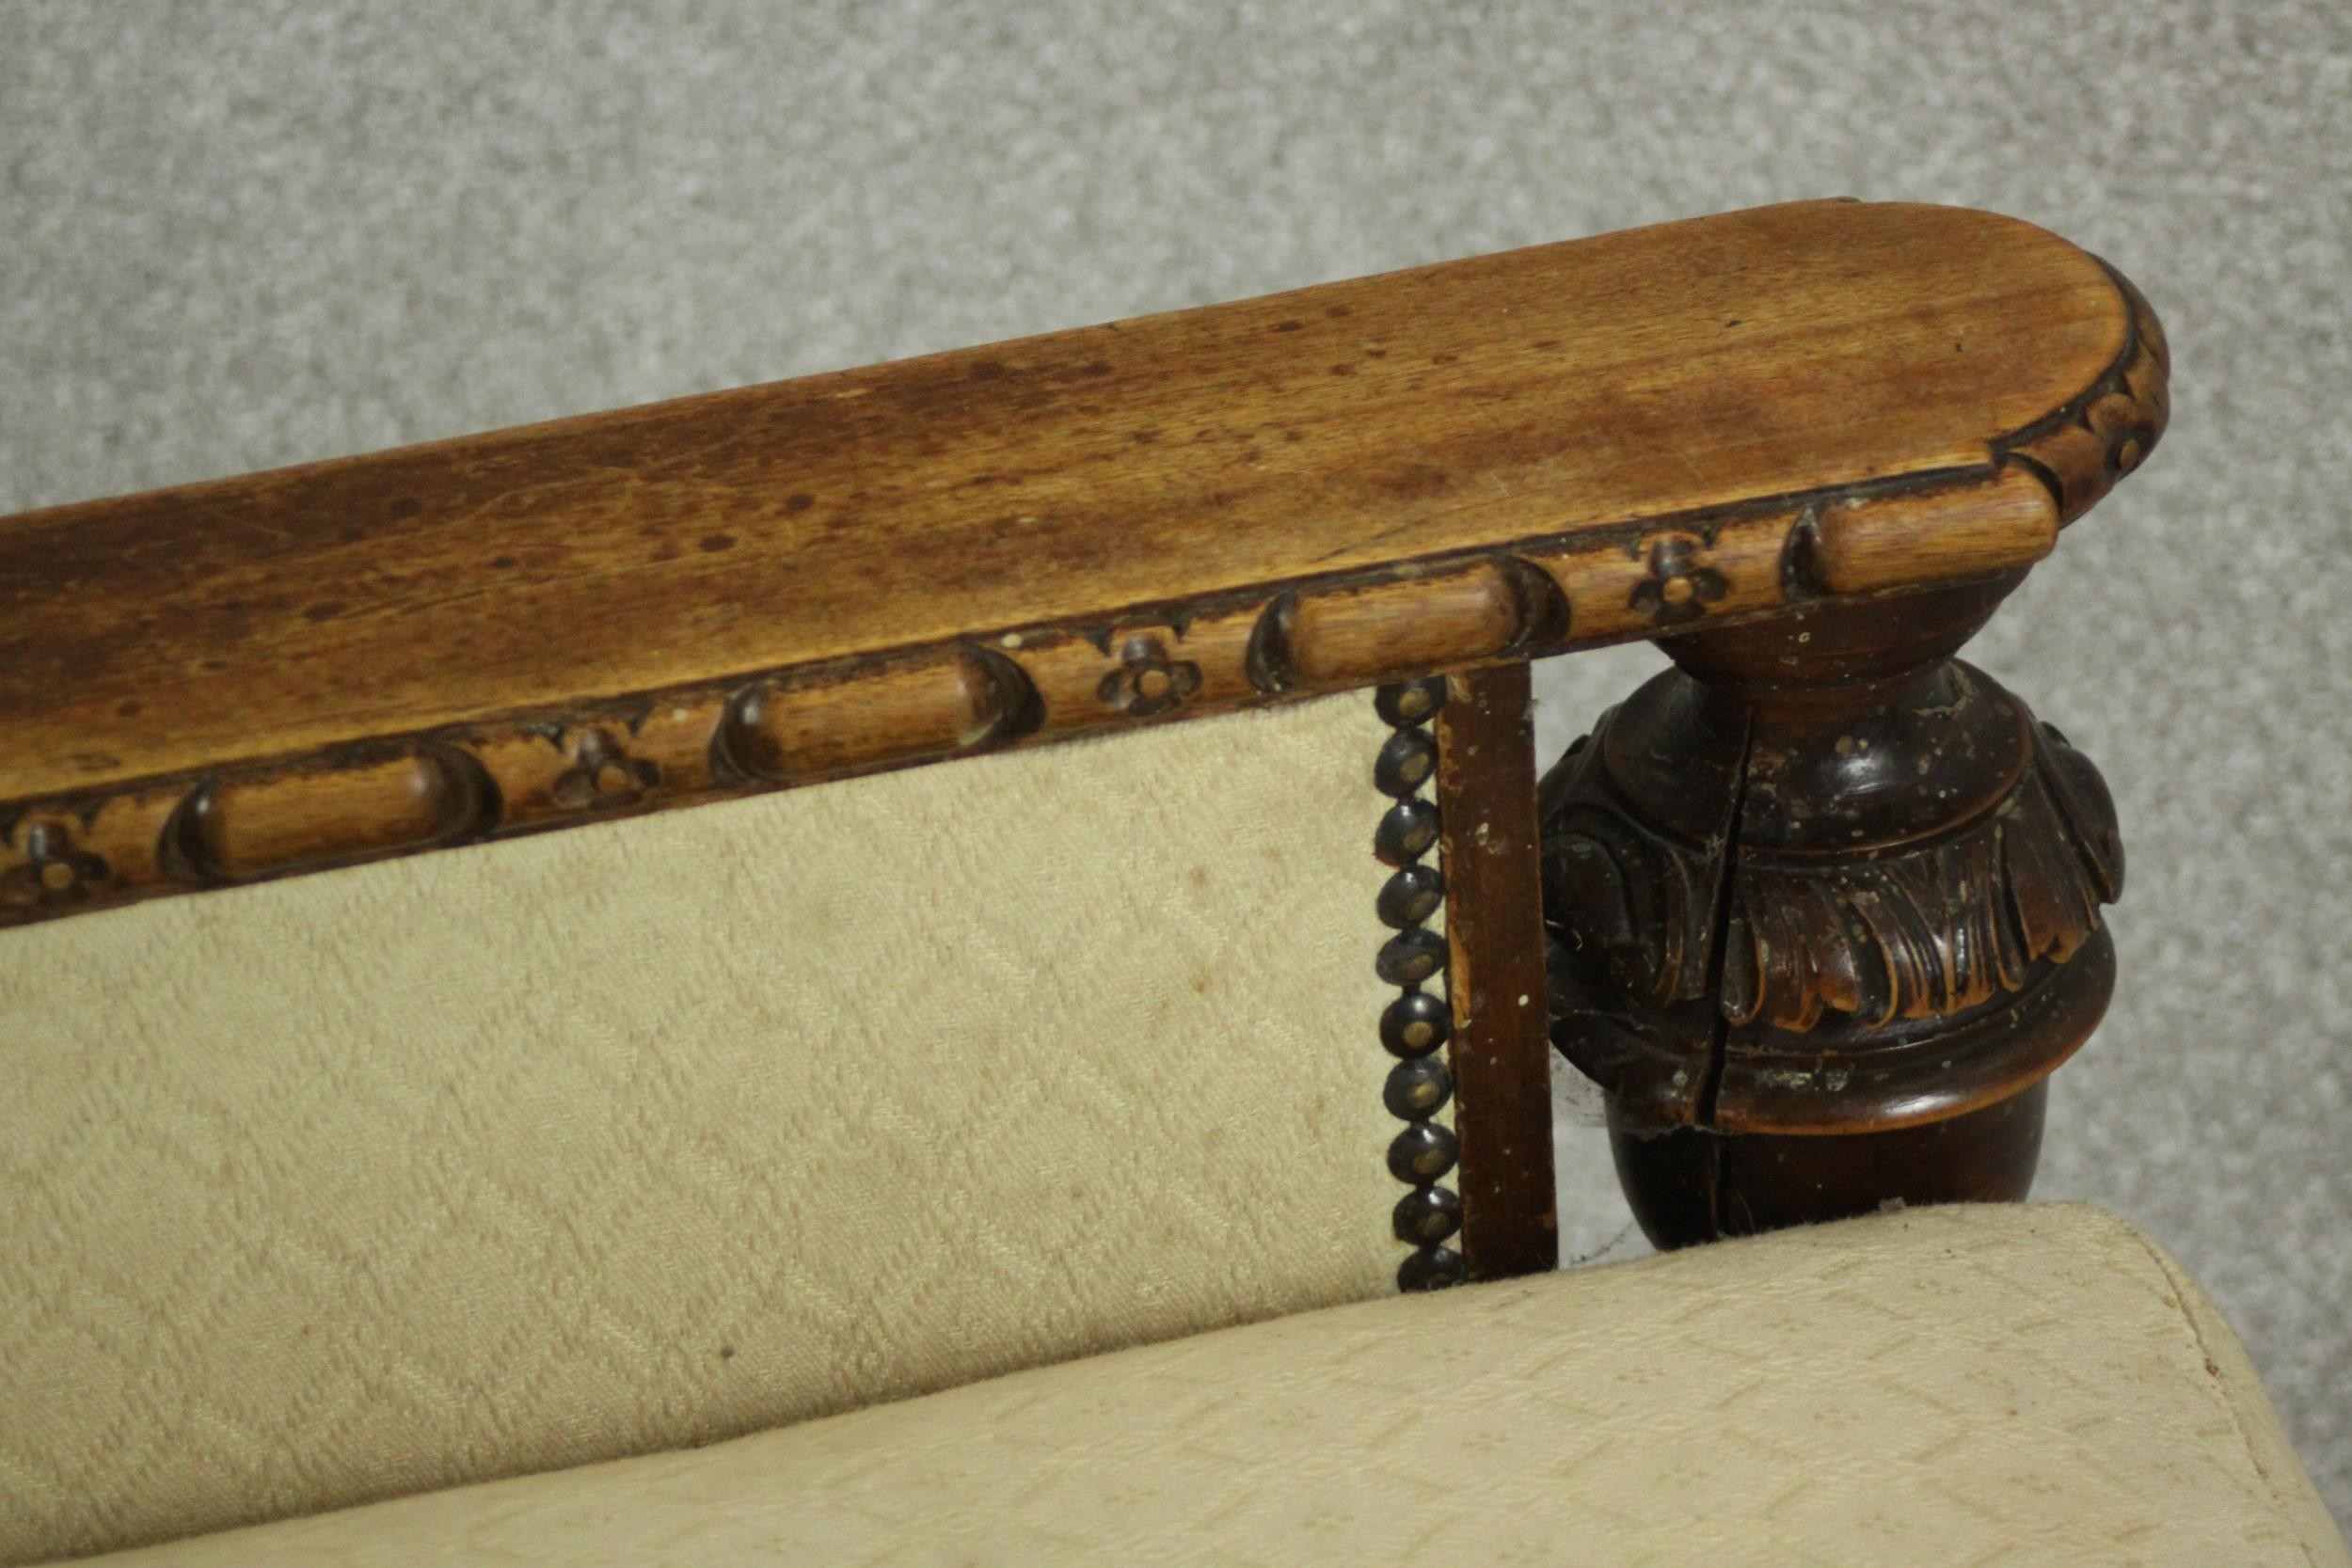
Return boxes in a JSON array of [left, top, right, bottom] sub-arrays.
[[56, 1204, 2350, 1568], [0, 694, 1399, 1564]]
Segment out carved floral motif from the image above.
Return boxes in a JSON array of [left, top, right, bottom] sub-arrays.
[[1097, 634, 1201, 718], [1, 821, 109, 911], [550, 729, 660, 810], [1628, 534, 1729, 627]]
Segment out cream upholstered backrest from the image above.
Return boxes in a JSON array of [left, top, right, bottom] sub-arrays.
[[0, 694, 1401, 1564]]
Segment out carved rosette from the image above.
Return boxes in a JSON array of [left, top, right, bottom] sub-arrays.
[[0, 819, 110, 912], [550, 728, 660, 811], [1542, 659, 2122, 1135]]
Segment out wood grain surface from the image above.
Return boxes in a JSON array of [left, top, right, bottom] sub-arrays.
[[1434, 662, 1558, 1280], [0, 200, 2167, 927]]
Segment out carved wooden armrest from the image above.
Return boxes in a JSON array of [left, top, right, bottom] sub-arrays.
[[0, 198, 2164, 1254]]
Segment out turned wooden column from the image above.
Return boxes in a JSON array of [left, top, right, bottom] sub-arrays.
[[1539, 571, 2123, 1248]]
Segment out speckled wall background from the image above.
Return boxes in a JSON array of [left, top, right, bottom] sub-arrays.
[[5, 0, 2345, 1529]]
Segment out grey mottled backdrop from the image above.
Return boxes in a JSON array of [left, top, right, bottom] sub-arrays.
[[5, 0, 2346, 1528]]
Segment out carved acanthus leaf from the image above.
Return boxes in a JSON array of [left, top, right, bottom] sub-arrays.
[[1543, 722, 2122, 1036], [1538, 736, 1721, 1013]]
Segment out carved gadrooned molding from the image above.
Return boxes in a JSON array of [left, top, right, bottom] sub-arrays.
[[0, 204, 2167, 928], [1542, 660, 2124, 1134], [1992, 262, 2170, 528], [0, 471, 2080, 931]]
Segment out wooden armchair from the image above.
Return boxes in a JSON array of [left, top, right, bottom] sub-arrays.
[[4, 200, 2342, 1565]]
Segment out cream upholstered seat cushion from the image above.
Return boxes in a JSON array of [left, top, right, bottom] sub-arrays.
[[0, 695, 1400, 1564], [62, 1203, 2348, 1568]]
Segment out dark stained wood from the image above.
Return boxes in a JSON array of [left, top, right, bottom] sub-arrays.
[[1541, 575, 2126, 1247], [1607, 1079, 2054, 1249], [0, 200, 2168, 929], [1435, 662, 1558, 1280]]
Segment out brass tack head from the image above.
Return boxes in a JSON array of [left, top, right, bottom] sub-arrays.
[[1376, 926, 1447, 987], [1380, 990, 1452, 1057], [1374, 676, 1448, 729], [1374, 730, 1438, 798], [1383, 1056, 1454, 1120], [40, 862, 75, 892], [1392, 1184, 1464, 1245], [1388, 1122, 1458, 1184], [1397, 1244, 1467, 1292], [595, 764, 631, 795], [1375, 798, 1442, 867], [1376, 863, 1446, 930]]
